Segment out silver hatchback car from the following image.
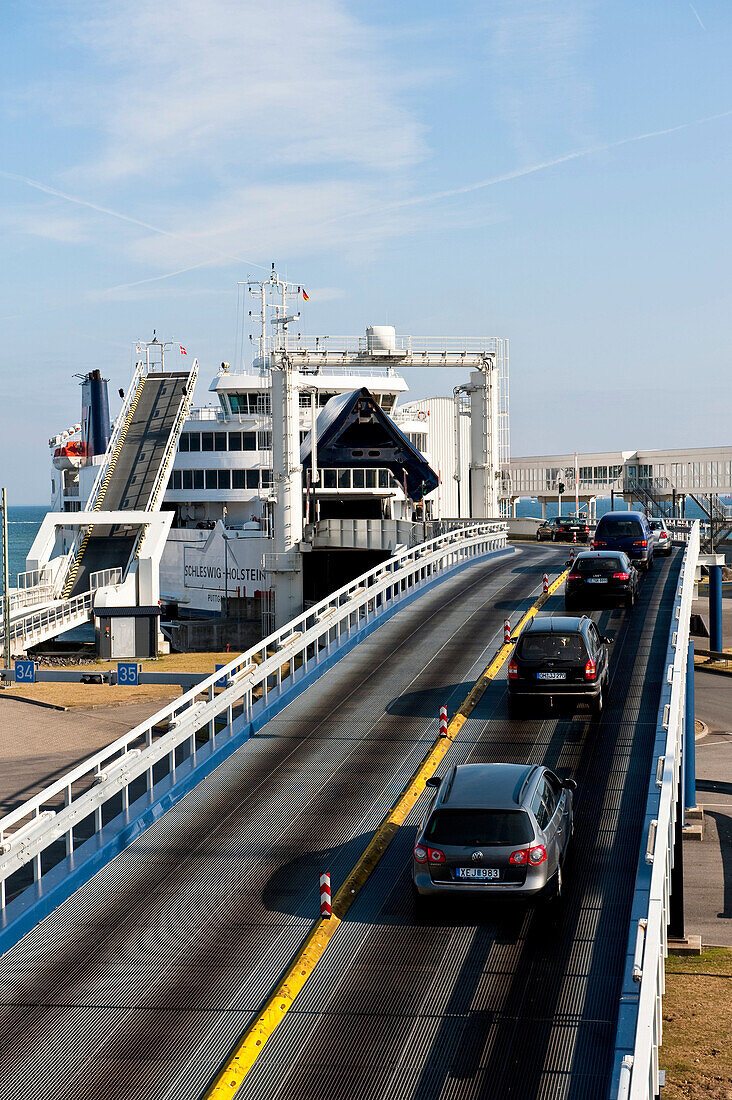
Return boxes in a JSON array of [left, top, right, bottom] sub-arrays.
[[412, 762, 575, 903]]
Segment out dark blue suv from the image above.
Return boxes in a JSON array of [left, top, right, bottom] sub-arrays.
[[592, 510, 654, 571]]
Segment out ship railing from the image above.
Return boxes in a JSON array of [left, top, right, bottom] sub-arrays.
[[187, 407, 224, 422], [282, 334, 503, 357], [0, 521, 509, 935], [15, 567, 54, 591], [89, 568, 123, 591], [613, 522, 699, 1100]]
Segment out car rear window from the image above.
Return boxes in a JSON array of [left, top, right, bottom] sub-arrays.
[[518, 633, 586, 661], [649, 520, 664, 530], [596, 518, 643, 538], [425, 809, 533, 847], [574, 557, 622, 573]]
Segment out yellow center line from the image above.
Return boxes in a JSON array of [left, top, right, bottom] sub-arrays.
[[203, 567, 568, 1098]]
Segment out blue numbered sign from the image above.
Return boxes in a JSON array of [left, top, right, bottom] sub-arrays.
[[14, 660, 36, 684], [215, 664, 230, 688], [117, 662, 140, 686]]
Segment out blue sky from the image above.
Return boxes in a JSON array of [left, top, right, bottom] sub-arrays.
[[1, 0, 730, 502]]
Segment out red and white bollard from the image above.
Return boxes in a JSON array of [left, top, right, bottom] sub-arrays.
[[543, 573, 549, 594], [573, 530, 577, 544], [504, 619, 511, 644], [320, 872, 332, 919], [439, 705, 448, 737]]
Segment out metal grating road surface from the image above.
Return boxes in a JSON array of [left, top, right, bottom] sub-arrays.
[[0, 544, 564, 1100], [237, 552, 681, 1100]]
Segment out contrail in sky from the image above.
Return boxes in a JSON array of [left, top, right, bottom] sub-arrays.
[[2, 107, 730, 289], [360, 107, 732, 215], [0, 168, 266, 271], [689, 3, 706, 29], [98, 260, 217, 296]]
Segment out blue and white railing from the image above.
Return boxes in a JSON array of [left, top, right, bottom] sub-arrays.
[[613, 521, 700, 1099], [0, 521, 509, 952]]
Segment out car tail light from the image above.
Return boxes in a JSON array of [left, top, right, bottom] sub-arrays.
[[613, 572, 630, 580], [583, 526, 589, 532], [567, 573, 581, 581], [414, 845, 427, 863], [509, 848, 528, 864], [508, 659, 518, 680], [594, 540, 606, 548], [584, 658, 596, 680], [633, 539, 647, 548], [528, 844, 547, 864], [427, 847, 445, 863]]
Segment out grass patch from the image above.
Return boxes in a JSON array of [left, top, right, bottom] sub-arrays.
[[663, 948, 732, 1098], [6, 651, 238, 709]]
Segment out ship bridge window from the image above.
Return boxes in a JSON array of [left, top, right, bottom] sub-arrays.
[[246, 470, 259, 489], [215, 432, 227, 451], [258, 430, 272, 450], [183, 470, 193, 490], [218, 469, 231, 490], [261, 469, 273, 487], [233, 470, 245, 490], [194, 470, 204, 489], [202, 432, 214, 452], [352, 470, 365, 488], [229, 393, 271, 415], [205, 470, 217, 489], [171, 470, 182, 489]]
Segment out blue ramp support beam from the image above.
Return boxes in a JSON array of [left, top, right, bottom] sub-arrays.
[[709, 564, 723, 653]]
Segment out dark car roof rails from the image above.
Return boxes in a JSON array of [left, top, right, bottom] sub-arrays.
[[440, 764, 458, 803], [516, 764, 541, 805]]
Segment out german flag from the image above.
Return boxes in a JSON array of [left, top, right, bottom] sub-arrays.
[[302, 288, 309, 301]]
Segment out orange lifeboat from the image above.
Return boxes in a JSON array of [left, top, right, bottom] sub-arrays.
[[53, 440, 88, 470]]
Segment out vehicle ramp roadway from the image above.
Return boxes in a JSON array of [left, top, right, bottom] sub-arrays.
[[0, 545, 680, 1100], [63, 370, 191, 599]]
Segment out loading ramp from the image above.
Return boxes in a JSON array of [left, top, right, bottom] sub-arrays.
[[62, 370, 192, 599], [0, 546, 683, 1099]]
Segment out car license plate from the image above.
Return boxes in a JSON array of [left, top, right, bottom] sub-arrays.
[[456, 867, 499, 880], [587, 577, 608, 584], [537, 671, 566, 680]]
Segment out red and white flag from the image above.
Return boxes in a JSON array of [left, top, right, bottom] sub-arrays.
[[179, 345, 187, 355]]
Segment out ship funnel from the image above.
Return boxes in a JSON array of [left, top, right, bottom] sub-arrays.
[[81, 369, 111, 457]]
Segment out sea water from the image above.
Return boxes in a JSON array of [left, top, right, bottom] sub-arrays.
[[2, 505, 47, 594]]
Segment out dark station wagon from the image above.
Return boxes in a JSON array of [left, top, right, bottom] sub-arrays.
[[508, 615, 611, 717], [564, 551, 639, 611]]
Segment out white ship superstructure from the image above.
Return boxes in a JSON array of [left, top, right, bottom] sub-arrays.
[[45, 268, 509, 623]]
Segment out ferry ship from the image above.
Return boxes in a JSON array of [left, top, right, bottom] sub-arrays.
[[47, 269, 507, 619]]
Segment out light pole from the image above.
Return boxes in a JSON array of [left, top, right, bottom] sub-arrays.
[[2, 488, 12, 674]]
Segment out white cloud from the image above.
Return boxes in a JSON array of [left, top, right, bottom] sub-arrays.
[[125, 178, 422, 271], [66, 0, 426, 183], [487, 1, 595, 161], [5, 207, 90, 243]]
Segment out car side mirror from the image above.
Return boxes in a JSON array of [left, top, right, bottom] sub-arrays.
[[602, 634, 614, 644], [425, 776, 441, 788], [563, 778, 578, 793]]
